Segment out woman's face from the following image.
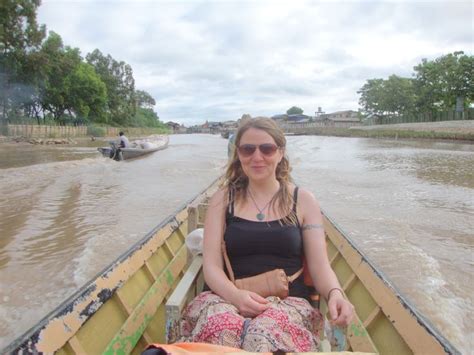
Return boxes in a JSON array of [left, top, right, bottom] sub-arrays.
[[237, 127, 283, 182]]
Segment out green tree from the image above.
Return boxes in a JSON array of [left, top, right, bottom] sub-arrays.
[[358, 79, 385, 116], [286, 106, 303, 115], [86, 49, 136, 126], [132, 89, 164, 128], [0, 0, 46, 121], [133, 108, 165, 128], [384, 75, 416, 116], [358, 75, 416, 117], [414, 51, 474, 111], [39, 32, 83, 122], [66, 62, 107, 122], [135, 90, 156, 109]]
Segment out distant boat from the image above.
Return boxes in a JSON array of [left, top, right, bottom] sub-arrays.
[[98, 135, 169, 161]]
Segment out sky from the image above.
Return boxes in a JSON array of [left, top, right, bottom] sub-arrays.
[[37, 0, 473, 126]]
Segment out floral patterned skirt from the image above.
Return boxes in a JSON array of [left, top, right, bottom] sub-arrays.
[[178, 291, 323, 352]]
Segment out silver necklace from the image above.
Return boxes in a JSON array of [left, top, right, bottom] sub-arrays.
[[247, 188, 279, 221]]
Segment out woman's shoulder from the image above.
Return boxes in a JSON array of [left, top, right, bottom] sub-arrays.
[[210, 186, 228, 201], [210, 186, 235, 206], [205, 187, 231, 215], [294, 186, 320, 208]]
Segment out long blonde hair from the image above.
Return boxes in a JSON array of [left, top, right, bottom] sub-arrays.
[[223, 117, 297, 225]]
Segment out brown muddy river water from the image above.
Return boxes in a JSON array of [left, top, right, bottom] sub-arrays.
[[0, 134, 472, 352]]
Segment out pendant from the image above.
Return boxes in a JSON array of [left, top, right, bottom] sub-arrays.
[[256, 212, 265, 221]]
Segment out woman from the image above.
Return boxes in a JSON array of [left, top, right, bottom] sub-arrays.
[[179, 117, 354, 352]]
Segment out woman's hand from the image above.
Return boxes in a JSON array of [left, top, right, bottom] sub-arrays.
[[328, 292, 355, 326], [231, 289, 270, 318]]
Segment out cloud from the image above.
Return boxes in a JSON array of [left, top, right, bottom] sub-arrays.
[[38, 0, 473, 126]]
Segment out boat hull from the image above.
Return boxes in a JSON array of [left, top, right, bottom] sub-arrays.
[[2, 178, 460, 354], [97, 136, 169, 160]]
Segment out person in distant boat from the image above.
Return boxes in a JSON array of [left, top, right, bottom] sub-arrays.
[[118, 132, 130, 148], [178, 117, 354, 352]]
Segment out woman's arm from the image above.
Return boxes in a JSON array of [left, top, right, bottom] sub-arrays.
[[202, 188, 269, 317], [299, 188, 354, 326]]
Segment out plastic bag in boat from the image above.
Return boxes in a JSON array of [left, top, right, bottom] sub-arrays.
[[185, 228, 204, 256], [141, 141, 158, 149]]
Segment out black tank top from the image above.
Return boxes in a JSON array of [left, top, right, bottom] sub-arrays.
[[223, 187, 309, 299]]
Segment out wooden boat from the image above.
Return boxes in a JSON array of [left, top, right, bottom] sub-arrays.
[[98, 136, 169, 161], [2, 178, 460, 354]]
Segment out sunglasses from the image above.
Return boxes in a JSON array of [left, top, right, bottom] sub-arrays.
[[237, 143, 280, 157]]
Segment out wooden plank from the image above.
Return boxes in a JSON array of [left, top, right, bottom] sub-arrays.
[[188, 205, 198, 233], [323, 215, 451, 354], [175, 208, 188, 226], [363, 306, 381, 328], [332, 257, 354, 289], [329, 250, 340, 265], [166, 255, 204, 343], [346, 313, 379, 352], [166, 231, 183, 255], [67, 336, 87, 354], [166, 256, 203, 312], [144, 302, 167, 345], [144, 261, 158, 280], [116, 267, 154, 311], [115, 292, 134, 315], [164, 240, 176, 257], [146, 247, 173, 278], [102, 244, 188, 354], [197, 203, 208, 225], [186, 183, 217, 234], [115, 290, 154, 345], [73, 295, 128, 354], [342, 273, 357, 292]]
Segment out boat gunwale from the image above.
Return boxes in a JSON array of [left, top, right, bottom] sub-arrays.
[[1, 175, 221, 354], [322, 209, 460, 355]]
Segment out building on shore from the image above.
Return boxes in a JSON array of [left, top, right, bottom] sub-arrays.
[[276, 109, 362, 131], [187, 109, 361, 135], [318, 110, 361, 128], [287, 114, 311, 123], [187, 119, 239, 134], [165, 121, 187, 134]]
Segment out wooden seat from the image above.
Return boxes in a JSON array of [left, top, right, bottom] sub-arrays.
[[165, 255, 204, 343]]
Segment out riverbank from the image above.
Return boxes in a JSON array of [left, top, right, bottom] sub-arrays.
[[286, 120, 474, 141], [0, 135, 160, 146], [2, 120, 474, 143]]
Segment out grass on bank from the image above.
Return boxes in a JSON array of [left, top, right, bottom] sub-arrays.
[[87, 125, 106, 137], [291, 127, 474, 141]]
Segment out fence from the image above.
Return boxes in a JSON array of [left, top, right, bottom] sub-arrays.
[[368, 109, 474, 125], [5, 124, 168, 138], [7, 124, 87, 138], [279, 120, 362, 132]]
